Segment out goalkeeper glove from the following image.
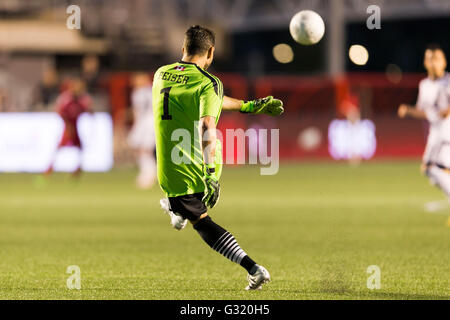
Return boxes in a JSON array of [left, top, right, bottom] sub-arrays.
[[202, 164, 220, 209], [240, 96, 284, 116]]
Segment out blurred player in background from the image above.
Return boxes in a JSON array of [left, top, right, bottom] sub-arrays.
[[155, 26, 283, 290], [127, 73, 156, 189], [46, 77, 92, 178], [398, 45, 450, 212]]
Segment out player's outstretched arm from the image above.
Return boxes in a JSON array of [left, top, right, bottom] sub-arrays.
[[398, 104, 426, 119], [222, 95, 284, 116]]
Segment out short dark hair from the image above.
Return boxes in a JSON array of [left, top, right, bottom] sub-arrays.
[[426, 43, 442, 52], [183, 25, 215, 56]]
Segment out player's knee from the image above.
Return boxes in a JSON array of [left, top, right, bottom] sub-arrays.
[[191, 213, 209, 226]]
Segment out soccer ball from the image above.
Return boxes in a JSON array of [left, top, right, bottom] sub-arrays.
[[289, 10, 325, 45]]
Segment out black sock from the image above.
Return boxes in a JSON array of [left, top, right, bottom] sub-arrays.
[[193, 216, 258, 274]]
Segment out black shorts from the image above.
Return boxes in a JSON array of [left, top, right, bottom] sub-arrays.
[[168, 192, 207, 221]]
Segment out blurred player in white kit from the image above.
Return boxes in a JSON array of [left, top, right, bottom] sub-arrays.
[[398, 45, 450, 213], [128, 73, 156, 189]]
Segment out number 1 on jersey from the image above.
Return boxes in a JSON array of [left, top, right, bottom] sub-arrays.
[[161, 87, 172, 120]]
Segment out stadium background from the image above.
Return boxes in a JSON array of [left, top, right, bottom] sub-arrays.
[[0, 0, 449, 300], [1, 0, 449, 167]]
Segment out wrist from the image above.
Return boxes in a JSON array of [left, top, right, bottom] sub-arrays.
[[239, 100, 254, 113]]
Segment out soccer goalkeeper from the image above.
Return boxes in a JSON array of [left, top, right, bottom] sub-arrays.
[[153, 25, 284, 290]]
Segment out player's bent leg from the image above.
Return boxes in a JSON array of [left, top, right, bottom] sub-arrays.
[[165, 193, 270, 289], [192, 215, 270, 290]]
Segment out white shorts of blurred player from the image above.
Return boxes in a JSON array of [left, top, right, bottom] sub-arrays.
[[127, 117, 156, 189], [424, 117, 450, 199]]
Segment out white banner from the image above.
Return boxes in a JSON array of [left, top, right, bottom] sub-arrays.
[[0, 112, 113, 172], [328, 119, 377, 160]]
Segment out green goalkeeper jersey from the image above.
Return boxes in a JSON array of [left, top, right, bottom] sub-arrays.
[[152, 61, 224, 197]]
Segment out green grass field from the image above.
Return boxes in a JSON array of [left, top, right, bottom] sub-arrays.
[[0, 161, 449, 300]]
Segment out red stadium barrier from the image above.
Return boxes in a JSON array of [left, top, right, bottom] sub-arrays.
[[107, 72, 429, 161]]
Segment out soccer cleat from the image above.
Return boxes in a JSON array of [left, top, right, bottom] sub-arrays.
[[245, 265, 271, 290], [159, 198, 187, 231]]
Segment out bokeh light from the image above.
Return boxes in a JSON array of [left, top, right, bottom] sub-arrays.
[[297, 127, 322, 151], [385, 64, 403, 84], [273, 43, 294, 64], [349, 45, 369, 66]]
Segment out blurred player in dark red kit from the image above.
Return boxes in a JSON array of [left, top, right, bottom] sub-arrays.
[[46, 77, 92, 177]]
